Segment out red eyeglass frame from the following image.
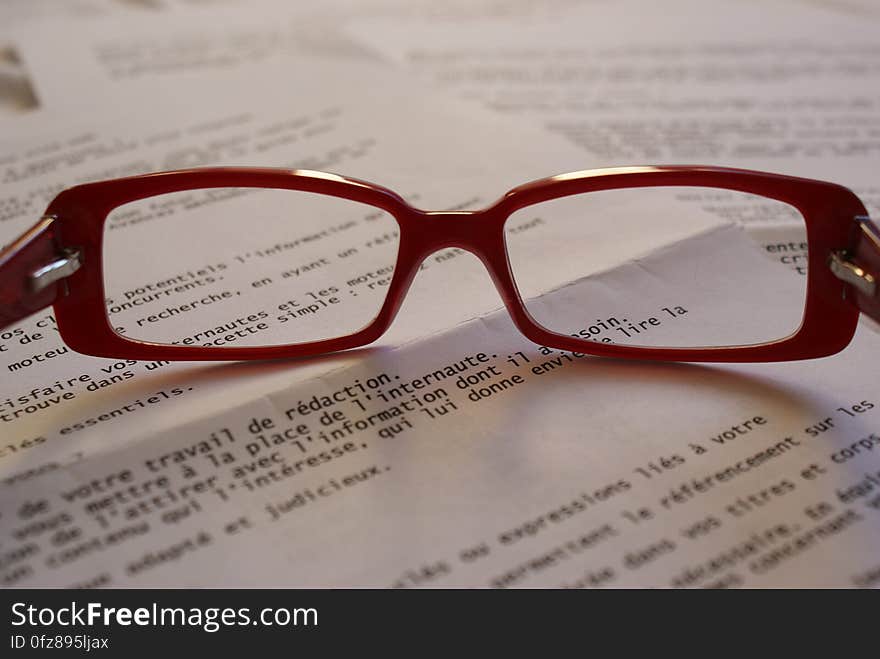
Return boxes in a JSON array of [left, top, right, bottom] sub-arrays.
[[1, 165, 877, 363]]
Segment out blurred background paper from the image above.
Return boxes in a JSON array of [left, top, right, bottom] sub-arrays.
[[345, 0, 880, 209]]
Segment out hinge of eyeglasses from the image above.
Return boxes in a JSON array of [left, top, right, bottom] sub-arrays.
[[29, 246, 83, 293], [829, 250, 875, 297], [828, 215, 878, 298]]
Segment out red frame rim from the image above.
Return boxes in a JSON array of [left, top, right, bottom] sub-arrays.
[[46, 165, 863, 363]]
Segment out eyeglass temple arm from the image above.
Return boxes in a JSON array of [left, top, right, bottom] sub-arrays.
[[0, 216, 82, 331], [829, 216, 880, 324]]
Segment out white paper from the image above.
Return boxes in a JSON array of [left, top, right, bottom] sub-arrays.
[[346, 0, 880, 217], [1, 230, 878, 587], [4, 0, 620, 124]]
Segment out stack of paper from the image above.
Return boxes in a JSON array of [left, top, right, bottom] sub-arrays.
[[0, 0, 877, 587]]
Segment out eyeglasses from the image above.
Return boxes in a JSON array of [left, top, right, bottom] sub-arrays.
[[1, 165, 877, 363]]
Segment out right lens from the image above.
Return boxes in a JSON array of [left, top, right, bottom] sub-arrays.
[[504, 186, 808, 349], [102, 187, 400, 347]]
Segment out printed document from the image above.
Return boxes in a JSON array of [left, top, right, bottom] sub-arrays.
[[0, 1, 878, 587]]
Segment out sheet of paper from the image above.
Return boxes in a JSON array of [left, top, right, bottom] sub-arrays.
[[3, 4, 373, 123], [0, 0, 178, 116], [1, 229, 878, 587], [346, 0, 880, 217], [3, 0, 615, 124]]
